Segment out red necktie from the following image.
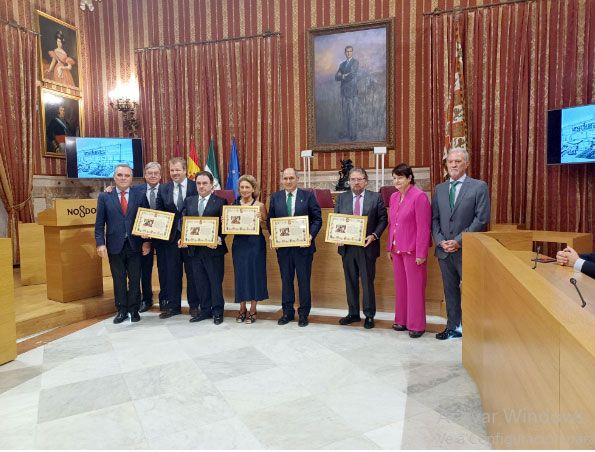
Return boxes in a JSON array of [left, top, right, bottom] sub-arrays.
[[120, 191, 128, 215]]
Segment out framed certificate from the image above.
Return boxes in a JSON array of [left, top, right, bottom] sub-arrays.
[[181, 216, 219, 246], [270, 216, 310, 248], [132, 208, 175, 240], [325, 213, 368, 246], [222, 205, 260, 235]]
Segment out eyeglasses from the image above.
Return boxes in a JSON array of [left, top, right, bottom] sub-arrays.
[[349, 178, 365, 182]]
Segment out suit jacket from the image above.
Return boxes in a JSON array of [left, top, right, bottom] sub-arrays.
[[334, 58, 359, 98], [95, 188, 149, 254], [431, 176, 490, 259], [387, 186, 431, 258], [334, 189, 387, 259], [182, 194, 228, 257], [156, 179, 198, 243], [268, 188, 322, 254], [579, 253, 595, 279]]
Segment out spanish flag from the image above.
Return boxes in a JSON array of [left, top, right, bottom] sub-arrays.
[[187, 139, 201, 180]]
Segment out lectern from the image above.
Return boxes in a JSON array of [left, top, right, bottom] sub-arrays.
[[0, 238, 16, 365], [37, 199, 103, 302]]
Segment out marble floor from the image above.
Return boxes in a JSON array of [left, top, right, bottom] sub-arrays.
[[0, 309, 490, 449]]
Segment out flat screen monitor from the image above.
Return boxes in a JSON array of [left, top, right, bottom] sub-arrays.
[[547, 104, 595, 165], [65, 137, 144, 178]]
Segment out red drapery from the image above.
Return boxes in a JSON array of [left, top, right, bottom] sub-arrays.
[[135, 34, 281, 199], [427, 0, 594, 246], [0, 22, 37, 263]]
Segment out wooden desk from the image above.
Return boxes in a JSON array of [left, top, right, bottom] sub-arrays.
[[463, 233, 595, 449]]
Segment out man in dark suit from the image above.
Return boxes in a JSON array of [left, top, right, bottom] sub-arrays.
[[95, 164, 151, 324], [268, 168, 322, 327], [432, 149, 490, 340], [335, 168, 387, 329], [556, 247, 595, 279], [155, 156, 199, 319], [135, 161, 169, 313], [335, 45, 359, 141], [181, 171, 228, 325]]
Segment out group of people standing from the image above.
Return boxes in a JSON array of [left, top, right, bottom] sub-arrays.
[[95, 149, 491, 340]]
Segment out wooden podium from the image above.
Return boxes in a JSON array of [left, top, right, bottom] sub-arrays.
[[0, 238, 16, 365], [37, 199, 103, 302]]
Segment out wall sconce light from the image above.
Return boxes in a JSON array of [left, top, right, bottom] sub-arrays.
[[109, 75, 140, 137]]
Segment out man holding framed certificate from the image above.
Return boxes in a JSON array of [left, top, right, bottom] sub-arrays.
[[334, 167, 387, 329], [268, 168, 322, 327]]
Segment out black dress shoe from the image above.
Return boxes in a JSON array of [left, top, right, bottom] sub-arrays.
[[190, 312, 213, 323], [113, 311, 128, 324], [409, 330, 424, 338], [339, 314, 361, 325], [435, 328, 462, 340], [298, 316, 309, 327], [139, 301, 153, 313], [159, 309, 181, 319], [363, 317, 375, 329], [213, 315, 224, 325], [392, 323, 407, 331], [130, 311, 141, 322], [189, 307, 200, 318], [159, 300, 167, 312], [277, 315, 293, 325]]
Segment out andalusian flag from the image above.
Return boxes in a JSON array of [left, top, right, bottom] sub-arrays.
[[204, 138, 221, 190], [187, 139, 201, 180]]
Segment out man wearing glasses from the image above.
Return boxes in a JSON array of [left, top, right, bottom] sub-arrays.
[[335, 167, 387, 329]]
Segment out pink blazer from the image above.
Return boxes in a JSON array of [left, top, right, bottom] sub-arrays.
[[387, 185, 432, 258]]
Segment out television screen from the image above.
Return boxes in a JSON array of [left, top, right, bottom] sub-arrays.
[[65, 137, 144, 178], [547, 104, 595, 165]]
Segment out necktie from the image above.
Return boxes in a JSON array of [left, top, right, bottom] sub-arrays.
[[176, 183, 184, 211], [120, 191, 128, 215], [354, 194, 361, 215], [286, 192, 293, 216], [149, 187, 156, 209], [198, 197, 205, 216], [449, 181, 459, 209]]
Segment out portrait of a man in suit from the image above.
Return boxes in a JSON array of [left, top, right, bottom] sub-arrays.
[[335, 45, 359, 141]]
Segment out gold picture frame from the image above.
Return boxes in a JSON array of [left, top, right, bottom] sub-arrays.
[[181, 216, 219, 246], [222, 205, 261, 235], [270, 216, 310, 248], [131, 208, 175, 241], [325, 213, 368, 246], [40, 87, 83, 158]]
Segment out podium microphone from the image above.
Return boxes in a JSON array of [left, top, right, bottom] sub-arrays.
[[570, 278, 587, 308], [532, 245, 541, 270]]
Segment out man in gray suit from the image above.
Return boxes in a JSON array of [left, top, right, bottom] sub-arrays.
[[335, 45, 359, 141], [432, 149, 490, 340], [336, 168, 388, 329]]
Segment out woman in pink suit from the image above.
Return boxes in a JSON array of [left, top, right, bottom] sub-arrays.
[[387, 164, 432, 338]]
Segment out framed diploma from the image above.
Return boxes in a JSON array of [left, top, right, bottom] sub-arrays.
[[181, 216, 219, 246], [132, 208, 175, 240], [222, 205, 260, 235], [325, 213, 368, 246], [270, 216, 310, 248]]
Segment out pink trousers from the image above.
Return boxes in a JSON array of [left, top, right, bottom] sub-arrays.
[[391, 252, 427, 332]]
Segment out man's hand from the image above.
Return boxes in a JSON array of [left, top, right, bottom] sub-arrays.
[[387, 252, 392, 262], [557, 247, 579, 267], [441, 240, 460, 253], [207, 243, 217, 249], [363, 234, 375, 248], [177, 239, 188, 249], [104, 185, 114, 193], [96, 245, 107, 258], [142, 242, 151, 255]]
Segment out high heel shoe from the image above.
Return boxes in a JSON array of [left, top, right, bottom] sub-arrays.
[[236, 310, 247, 323], [245, 311, 257, 324]]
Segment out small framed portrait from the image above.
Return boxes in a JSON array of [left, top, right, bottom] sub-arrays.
[[36, 10, 81, 90], [307, 19, 394, 151], [40, 87, 82, 158]]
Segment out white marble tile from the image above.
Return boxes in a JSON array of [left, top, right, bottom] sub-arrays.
[[177, 329, 248, 359], [215, 367, 312, 415], [321, 435, 382, 450], [40, 351, 122, 389], [107, 324, 176, 351], [147, 416, 263, 449], [0, 423, 37, 449], [195, 346, 276, 381], [0, 347, 45, 373], [42, 335, 113, 370], [114, 340, 190, 373], [35, 402, 148, 449], [255, 335, 339, 365], [0, 367, 43, 395], [133, 390, 236, 440], [0, 391, 39, 432]]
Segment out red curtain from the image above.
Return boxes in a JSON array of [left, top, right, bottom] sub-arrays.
[[135, 35, 281, 199], [427, 0, 594, 246], [0, 23, 37, 263]]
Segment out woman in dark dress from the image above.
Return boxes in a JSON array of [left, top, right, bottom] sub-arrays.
[[232, 175, 269, 323]]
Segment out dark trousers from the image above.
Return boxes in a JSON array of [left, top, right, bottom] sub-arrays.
[[192, 254, 225, 316], [163, 242, 198, 311], [438, 251, 463, 330], [341, 95, 357, 140], [276, 249, 313, 318], [140, 245, 168, 304], [108, 241, 142, 313], [342, 246, 377, 318]]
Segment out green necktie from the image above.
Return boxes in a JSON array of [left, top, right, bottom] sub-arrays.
[[449, 181, 459, 209], [286, 192, 293, 216]]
